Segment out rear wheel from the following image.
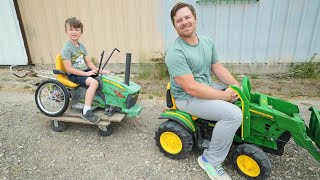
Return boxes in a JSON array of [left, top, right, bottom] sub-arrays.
[[232, 144, 271, 179], [155, 120, 194, 159], [35, 80, 69, 117]]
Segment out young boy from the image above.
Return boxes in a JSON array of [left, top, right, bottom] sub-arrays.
[[61, 17, 108, 123]]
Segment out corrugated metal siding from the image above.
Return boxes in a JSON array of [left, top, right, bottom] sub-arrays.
[[11, 0, 320, 65], [0, 0, 27, 65], [161, 0, 320, 63], [16, 0, 163, 64]]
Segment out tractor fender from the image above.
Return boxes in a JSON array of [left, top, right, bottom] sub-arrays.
[[159, 110, 196, 133]]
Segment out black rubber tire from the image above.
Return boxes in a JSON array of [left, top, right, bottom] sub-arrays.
[[155, 120, 194, 159], [232, 144, 272, 179], [35, 80, 69, 117], [50, 120, 66, 132], [98, 124, 113, 136]]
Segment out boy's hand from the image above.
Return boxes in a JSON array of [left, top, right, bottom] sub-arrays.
[[100, 69, 111, 75], [86, 69, 98, 76]]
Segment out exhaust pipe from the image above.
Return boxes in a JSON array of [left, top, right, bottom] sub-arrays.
[[124, 53, 131, 86]]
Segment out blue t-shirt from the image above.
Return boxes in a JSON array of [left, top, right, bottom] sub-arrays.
[[165, 35, 219, 100], [61, 41, 88, 71]]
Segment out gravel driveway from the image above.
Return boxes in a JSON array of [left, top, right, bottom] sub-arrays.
[[0, 68, 319, 180]]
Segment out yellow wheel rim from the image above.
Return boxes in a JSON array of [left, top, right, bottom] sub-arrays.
[[160, 132, 182, 154], [237, 155, 260, 177]]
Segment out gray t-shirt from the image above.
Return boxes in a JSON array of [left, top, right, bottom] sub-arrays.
[[165, 35, 218, 100], [61, 41, 88, 71]]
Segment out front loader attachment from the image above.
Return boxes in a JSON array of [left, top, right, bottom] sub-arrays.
[[290, 107, 320, 163], [307, 107, 320, 150]]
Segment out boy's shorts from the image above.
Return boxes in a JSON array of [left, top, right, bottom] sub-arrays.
[[67, 69, 90, 87]]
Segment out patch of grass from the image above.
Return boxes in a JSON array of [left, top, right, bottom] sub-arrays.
[[137, 69, 151, 79], [250, 74, 259, 79], [288, 90, 302, 97], [152, 92, 164, 97], [285, 53, 320, 78], [152, 63, 169, 80], [23, 85, 31, 89], [137, 52, 169, 80]]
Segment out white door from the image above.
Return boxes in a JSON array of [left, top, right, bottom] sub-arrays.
[[0, 0, 27, 65]]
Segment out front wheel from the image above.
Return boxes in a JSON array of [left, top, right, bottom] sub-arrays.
[[98, 124, 113, 136], [35, 80, 69, 117], [155, 120, 194, 159], [232, 144, 272, 179], [50, 120, 66, 132]]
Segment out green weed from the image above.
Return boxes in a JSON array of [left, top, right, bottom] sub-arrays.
[[137, 52, 169, 80], [23, 85, 31, 89], [250, 74, 259, 79], [287, 53, 320, 78]]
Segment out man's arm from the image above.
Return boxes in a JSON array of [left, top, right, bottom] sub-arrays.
[[174, 74, 234, 101], [211, 62, 240, 86]]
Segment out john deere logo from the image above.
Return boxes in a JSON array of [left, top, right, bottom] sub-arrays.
[[114, 90, 125, 98]]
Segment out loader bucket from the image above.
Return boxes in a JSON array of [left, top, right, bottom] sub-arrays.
[[307, 107, 320, 149]]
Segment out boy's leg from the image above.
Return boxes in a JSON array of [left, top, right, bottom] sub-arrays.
[[84, 77, 99, 110], [79, 77, 100, 123], [67, 74, 100, 123], [176, 98, 242, 166], [68, 75, 98, 113]]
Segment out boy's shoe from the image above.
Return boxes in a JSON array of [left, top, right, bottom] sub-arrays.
[[81, 109, 100, 124], [197, 155, 231, 180]]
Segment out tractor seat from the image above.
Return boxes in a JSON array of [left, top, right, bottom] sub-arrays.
[[166, 82, 177, 110], [166, 82, 198, 121], [54, 54, 80, 88]]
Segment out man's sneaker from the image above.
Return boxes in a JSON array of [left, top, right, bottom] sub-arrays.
[[81, 109, 100, 124], [197, 155, 231, 180]]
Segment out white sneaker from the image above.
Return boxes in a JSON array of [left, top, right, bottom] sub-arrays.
[[197, 155, 232, 180]]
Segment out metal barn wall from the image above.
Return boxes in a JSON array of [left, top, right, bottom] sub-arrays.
[[15, 0, 320, 65], [16, 0, 163, 64], [161, 0, 320, 64], [0, 0, 27, 65]]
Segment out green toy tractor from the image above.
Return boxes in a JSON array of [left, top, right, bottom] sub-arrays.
[[35, 49, 142, 135], [155, 76, 320, 179]]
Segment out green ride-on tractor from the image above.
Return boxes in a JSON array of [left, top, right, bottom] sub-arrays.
[[155, 76, 320, 179], [35, 49, 142, 136]]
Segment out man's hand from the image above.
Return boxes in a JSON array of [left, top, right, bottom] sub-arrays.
[[224, 88, 239, 103], [231, 84, 241, 102], [231, 92, 239, 103]]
